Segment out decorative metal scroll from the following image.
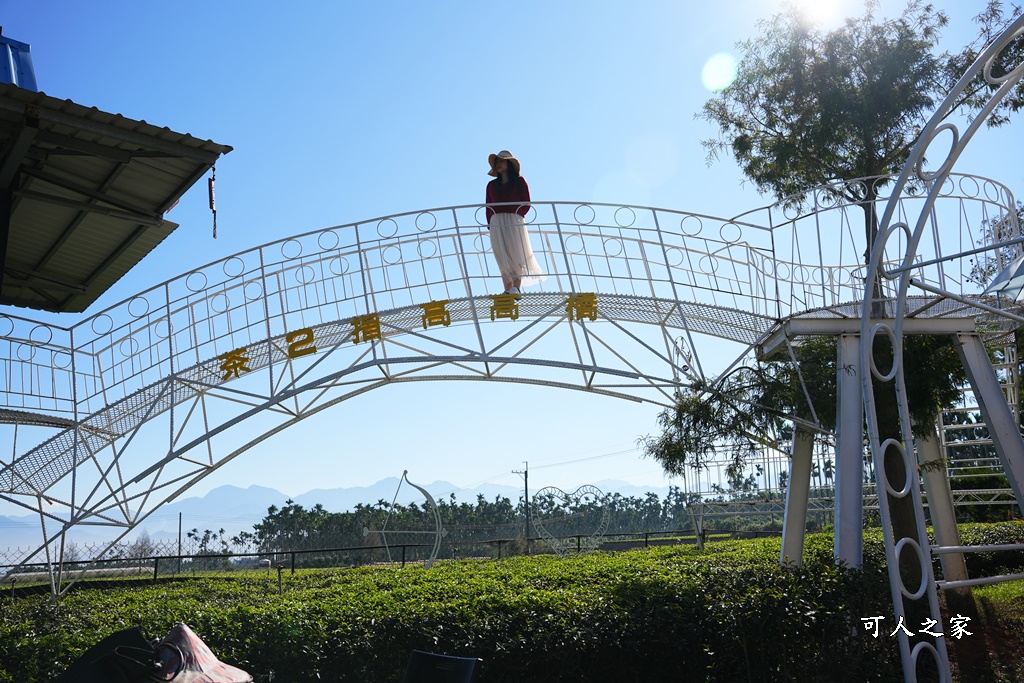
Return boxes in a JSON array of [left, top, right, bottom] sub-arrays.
[[362, 470, 447, 568], [532, 485, 609, 557], [861, 15, 1024, 683]]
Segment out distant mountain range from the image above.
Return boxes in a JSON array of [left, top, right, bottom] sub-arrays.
[[0, 479, 672, 550]]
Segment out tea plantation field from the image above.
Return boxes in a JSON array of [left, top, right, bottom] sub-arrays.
[[3, 526, 1024, 682]]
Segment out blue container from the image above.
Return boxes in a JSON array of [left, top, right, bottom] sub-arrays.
[[0, 34, 37, 91]]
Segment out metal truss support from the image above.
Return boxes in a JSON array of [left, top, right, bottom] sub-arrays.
[[916, 421, 968, 583], [955, 332, 1024, 512], [780, 426, 813, 567], [835, 333, 864, 568]]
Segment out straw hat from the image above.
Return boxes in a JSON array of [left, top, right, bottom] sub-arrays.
[[487, 150, 520, 176]]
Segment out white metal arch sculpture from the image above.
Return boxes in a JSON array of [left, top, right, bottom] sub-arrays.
[[862, 15, 1024, 683], [0, 170, 1018, 596]]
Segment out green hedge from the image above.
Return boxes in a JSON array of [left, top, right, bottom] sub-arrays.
[[3, 524, 1022, 682]]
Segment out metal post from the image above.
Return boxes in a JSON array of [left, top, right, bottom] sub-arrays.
[[916, 421, 968, 583], [781, 426, 813, 567], [956, 333, 1024, 511], [835, 333, 864, 567]]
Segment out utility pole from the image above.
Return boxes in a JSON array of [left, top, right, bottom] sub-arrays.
[[513, 461, 530, 553]]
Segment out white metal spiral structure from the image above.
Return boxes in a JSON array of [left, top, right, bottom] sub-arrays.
[[862, 15, 1024, 682]]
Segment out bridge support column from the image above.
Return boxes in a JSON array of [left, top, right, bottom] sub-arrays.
[[781, 426, 813, 567], [835, 333, 864, 568], [916, 420, 968, 583], [956, 333, 1024, 511]]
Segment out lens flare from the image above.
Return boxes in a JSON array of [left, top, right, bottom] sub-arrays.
[[701, 53, 737, 92]]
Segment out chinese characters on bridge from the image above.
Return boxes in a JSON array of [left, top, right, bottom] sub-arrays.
[[216, 294, 598, 380]]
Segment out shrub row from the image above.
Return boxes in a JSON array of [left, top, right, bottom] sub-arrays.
[[2, 523, 1022, 682]]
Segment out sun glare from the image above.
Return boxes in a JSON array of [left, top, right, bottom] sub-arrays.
[[793, 0, 846, 27], [701, 53, 738, 92]]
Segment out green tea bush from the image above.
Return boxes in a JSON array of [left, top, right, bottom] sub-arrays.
[[9, 527, 1021, 682]]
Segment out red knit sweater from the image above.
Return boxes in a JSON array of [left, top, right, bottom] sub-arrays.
[[485, 176, 531, 222]]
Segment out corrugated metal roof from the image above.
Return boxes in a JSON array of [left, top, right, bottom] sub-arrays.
[[0, 82, 232, 312]]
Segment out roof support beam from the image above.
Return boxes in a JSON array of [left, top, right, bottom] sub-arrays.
[[34, 129, 133, 162], [34, 163, 128, 271], [0, 115, 38, 187], [757, 317, 979, 359], [16, 189, 162, 225], [20, 167, 161, 219]]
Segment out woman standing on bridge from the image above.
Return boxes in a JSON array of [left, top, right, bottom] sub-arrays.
[[486, 150, 544, 296]]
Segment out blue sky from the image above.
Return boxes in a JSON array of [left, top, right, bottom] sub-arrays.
[[1, 0, 1022, 508]]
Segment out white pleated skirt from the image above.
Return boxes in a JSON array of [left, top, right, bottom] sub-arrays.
[[488, 213, 546, 287]]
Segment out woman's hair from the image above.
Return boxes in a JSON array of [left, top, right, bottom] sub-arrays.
[[496, 160, 520, 183]]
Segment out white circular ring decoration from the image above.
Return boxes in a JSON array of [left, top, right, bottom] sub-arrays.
[[382, 246, 402, 264], [522, 205, 537, 223], [984, 180, 1002, 203], [473, 234, 488, 253], [614, 206, 636, 228], [959, 174, 981, 198], [376, 218, 399, 238], [92, 314, 114, 336], [877, 222, 913, 281], [128, 297, 150, 318], [0, 315, 12, 338], [781, 203, 800, 221], [573, 204, 595, 225], [564, 234, 585, 254], [318, 230, 340, 251], [223, 257, 245, 278], [16, 343, 35, 361], [29, 324, 52, 346], [665, 248, 683, 267], [296, 265, 317, 284], [776, 263, 790, 280], [698, 255, 719, 274], [415, 212, 436, 232], [984, 37, 1024, 84], [329, 258, 349, 276], [681, 215, 702, 236], [869, 323, 900, 382], [474, 206, 489, 226], [879, 438, 913, 498], [916, 122, 959, 182], [815, 191, 838, 209], [185, 271, 208, 293], [416, 239, 438, 258], [244, 281, 264, 300], [120, 338, 140, 358], [210, 293, 230, 313], [53, 350, 72, 369], [910, 642, 942, 679], [281, 239, 303, 260], [603, 238, 623, 257], [939, 176, 955, 196], [894, 537, 929, 600], [720, 222, 742, 243], [155, 318, 172, 339], [811, 268, 825, 285]]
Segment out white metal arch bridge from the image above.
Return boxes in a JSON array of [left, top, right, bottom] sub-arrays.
[[0, 176, 1018, 567]]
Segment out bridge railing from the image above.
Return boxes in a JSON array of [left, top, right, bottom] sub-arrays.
[[0, 178, 1016, 424]]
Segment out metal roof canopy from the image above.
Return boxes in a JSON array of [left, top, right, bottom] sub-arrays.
[[0, 82, 232, 312]]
